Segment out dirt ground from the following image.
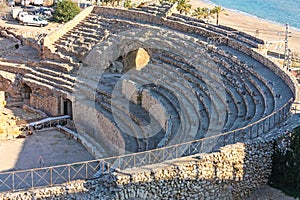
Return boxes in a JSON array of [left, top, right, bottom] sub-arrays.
[[0, 129, 94, 172]]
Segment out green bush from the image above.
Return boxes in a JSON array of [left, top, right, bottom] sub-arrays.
[[53, 0, 81, 23], [269, 126, 300, 198]]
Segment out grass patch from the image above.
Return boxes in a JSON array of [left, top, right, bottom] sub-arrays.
[[268, 126, 300, 198]]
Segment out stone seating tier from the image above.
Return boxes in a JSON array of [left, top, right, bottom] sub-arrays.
[[49, 8, 293, 153]]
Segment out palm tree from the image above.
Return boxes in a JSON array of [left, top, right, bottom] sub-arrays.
[[211, 6, 226, 25], [176, 0, 192, 15], [192, 7, 203, 19], [192, 7, 211, 20]]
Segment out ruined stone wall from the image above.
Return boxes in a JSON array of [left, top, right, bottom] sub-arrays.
[[121, 79, 141, 104], [141, 89, 167, 130], [93, 6, 163, 24], [113, 139, 273, 199], [29, 87, 60, 116], [0, 135, 278, 199], [73, 101, 126, 156]]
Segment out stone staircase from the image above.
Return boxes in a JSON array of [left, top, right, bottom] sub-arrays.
[[54, 13, 143, 62]]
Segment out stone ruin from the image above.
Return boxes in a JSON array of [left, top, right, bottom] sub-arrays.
[[0, 2, 298, 199]]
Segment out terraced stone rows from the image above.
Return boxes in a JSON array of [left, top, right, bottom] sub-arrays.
[[149, 55, 213, 137], [47, 9, 293, 154], [128, 68, 201, 146], [54, 14, 144, 60], [208, 53, 266, 129], [129, 3, 173, 16], [93, 73, 165, 152], [209, 48, 274, 117], [167, 14, 264, 48], [146, 86, 182, 146], [148, 48, 276, 133], [150, 50, 234, 132]]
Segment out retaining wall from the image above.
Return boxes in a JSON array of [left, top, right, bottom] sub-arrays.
[[0, 133, 287, 199], [113, 138, 274, 199]]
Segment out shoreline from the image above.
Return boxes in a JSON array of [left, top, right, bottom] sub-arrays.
[[200, 0, 300, 31], [188, 0, 300, 54]]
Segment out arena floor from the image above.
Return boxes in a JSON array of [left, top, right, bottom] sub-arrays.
[[0, 129, 94, 172]]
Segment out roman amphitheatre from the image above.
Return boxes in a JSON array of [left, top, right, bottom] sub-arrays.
[[0, 2, 299, 199]]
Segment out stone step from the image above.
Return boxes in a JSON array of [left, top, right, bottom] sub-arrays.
[[134, 66, 200, 145], [35, 66, 76, 83], [39, 60, 74, 73], [151, 55, 227, 134], [24, 73, 73, 93], [28, 67, 74, 88]]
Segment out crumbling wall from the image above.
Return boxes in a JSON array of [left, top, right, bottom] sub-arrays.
[[113, 139, 273, 199], [29, 87, 60, 116]]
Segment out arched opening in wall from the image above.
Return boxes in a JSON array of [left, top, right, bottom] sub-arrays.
[[123, 48, 150, 71], [63, 98, 73, 119], [21, 83, 32, 104]]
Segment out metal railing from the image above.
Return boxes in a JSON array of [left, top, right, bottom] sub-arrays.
[[17, 116, 70, 136], [0, 99, 293, 192]]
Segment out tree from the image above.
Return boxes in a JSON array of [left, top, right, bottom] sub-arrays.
[[53, 0, 81, 23], [192, 7, 210, 20], [124, 0, 132, 8], [176, 0, 191, 15], [210, 6, 226, 25], [269, 126, 300, 198]]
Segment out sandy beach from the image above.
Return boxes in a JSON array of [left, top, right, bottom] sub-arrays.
[[188, 0, 300, 54]]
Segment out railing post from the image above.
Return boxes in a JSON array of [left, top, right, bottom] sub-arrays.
[[85, 162, 88, 179], [12, 172, 15, 192], [68, 165, 71, 183], [200, 140, 203, 153], [31, 170, 34, 189], [233, 131, 236, 143], [50, 167, 53, 186]]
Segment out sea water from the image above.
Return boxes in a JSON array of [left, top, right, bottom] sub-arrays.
[[205, 0, 300, 30]]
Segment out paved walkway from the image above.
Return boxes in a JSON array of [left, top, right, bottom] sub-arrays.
[[0, 129, 94, 172]]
